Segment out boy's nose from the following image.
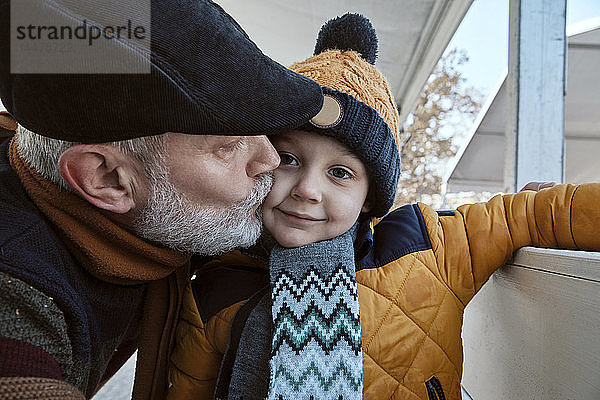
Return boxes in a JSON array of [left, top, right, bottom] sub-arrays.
[[291, 173, 322, 203]]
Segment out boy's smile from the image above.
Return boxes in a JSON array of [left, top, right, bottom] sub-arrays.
[[275, 208, 326, 224], [262, 130, 370, 247]]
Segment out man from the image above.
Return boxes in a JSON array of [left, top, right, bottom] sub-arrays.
[[0, 0, 323, 399]]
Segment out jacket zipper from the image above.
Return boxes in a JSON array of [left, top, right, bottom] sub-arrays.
[[425, 376, 446, 400]]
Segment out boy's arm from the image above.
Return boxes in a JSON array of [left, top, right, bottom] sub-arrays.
[[421, 183, 600, 305]]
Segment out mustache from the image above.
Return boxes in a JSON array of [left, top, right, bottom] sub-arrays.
[[232, 171, 273, 211]]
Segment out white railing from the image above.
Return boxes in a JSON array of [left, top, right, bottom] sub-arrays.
[[462, 246, 600, 399]]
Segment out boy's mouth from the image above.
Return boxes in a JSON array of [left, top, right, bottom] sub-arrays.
[[276, 208, 324, 223]]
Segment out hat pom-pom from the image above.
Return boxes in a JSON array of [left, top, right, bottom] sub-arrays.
[[314, 13, 378, 65]]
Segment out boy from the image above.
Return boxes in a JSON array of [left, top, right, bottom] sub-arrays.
[[167, 14, 600, 400]]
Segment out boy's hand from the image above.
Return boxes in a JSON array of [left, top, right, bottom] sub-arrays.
[[520, 181, 556, 192]]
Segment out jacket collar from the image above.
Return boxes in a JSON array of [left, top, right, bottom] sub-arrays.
[[354, 217, 374, 262]]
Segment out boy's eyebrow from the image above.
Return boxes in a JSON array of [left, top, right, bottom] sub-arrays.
[[341, 146, 359, 157], [274, 134, 362, 161], [336, 142, 362, 161], [270, 135, 294, 148]]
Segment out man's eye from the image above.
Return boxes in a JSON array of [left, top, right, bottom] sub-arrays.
[[278, 152, 298, 166], [329, 167, 353, 179]]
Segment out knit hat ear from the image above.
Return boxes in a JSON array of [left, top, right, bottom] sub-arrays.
[[289, 14, 402, 217]]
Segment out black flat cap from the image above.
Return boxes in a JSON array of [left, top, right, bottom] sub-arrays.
[[0, 0, 323, 142]]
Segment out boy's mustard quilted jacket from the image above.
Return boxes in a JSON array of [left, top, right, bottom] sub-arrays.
[[167, 184, 600, 399]]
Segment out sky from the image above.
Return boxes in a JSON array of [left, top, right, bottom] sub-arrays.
[[447, 0, 600, 98]]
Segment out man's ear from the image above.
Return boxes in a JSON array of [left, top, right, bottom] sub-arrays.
[[58, 144, 140, 214]]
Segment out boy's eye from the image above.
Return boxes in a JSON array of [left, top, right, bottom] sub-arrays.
[[329, 167, 353, 179], [278, 152, 298, 166]]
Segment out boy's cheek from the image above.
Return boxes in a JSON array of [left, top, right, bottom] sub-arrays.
[[261, 204, 275, 233], [261, 179, 289, 215]]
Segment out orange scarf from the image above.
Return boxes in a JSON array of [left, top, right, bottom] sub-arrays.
[[9, 138, 190, 399]]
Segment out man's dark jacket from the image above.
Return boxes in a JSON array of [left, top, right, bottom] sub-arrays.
[[0, 136, 144, 397]]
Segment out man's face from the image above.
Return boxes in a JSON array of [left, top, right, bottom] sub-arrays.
[[163, 133, 280, 207], [262, 130, 370, 248], [133, 133, 279, 255]]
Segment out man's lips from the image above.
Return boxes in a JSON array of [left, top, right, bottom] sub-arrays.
[[276, 208, 324, 223]]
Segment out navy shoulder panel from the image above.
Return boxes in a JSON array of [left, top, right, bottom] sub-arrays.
[[436, 210, 455, 216], [356, 204, 432, 271]]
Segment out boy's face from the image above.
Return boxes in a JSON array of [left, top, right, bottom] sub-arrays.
[[262, 130, 370, 248]]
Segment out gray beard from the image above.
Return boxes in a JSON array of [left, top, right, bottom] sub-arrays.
[[133, 161, 272, 256]]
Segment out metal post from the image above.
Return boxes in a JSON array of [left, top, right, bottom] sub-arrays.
[[504, 0, 566, 192]]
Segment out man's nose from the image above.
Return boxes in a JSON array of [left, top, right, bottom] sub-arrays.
[[246, 136, 280, 177], [291, 172, 322, 203]]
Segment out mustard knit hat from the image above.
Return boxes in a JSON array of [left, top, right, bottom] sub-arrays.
[[289, 13, 402, 217]]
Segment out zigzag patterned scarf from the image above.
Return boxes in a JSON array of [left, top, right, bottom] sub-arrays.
[[267, 227, 363, 400]]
